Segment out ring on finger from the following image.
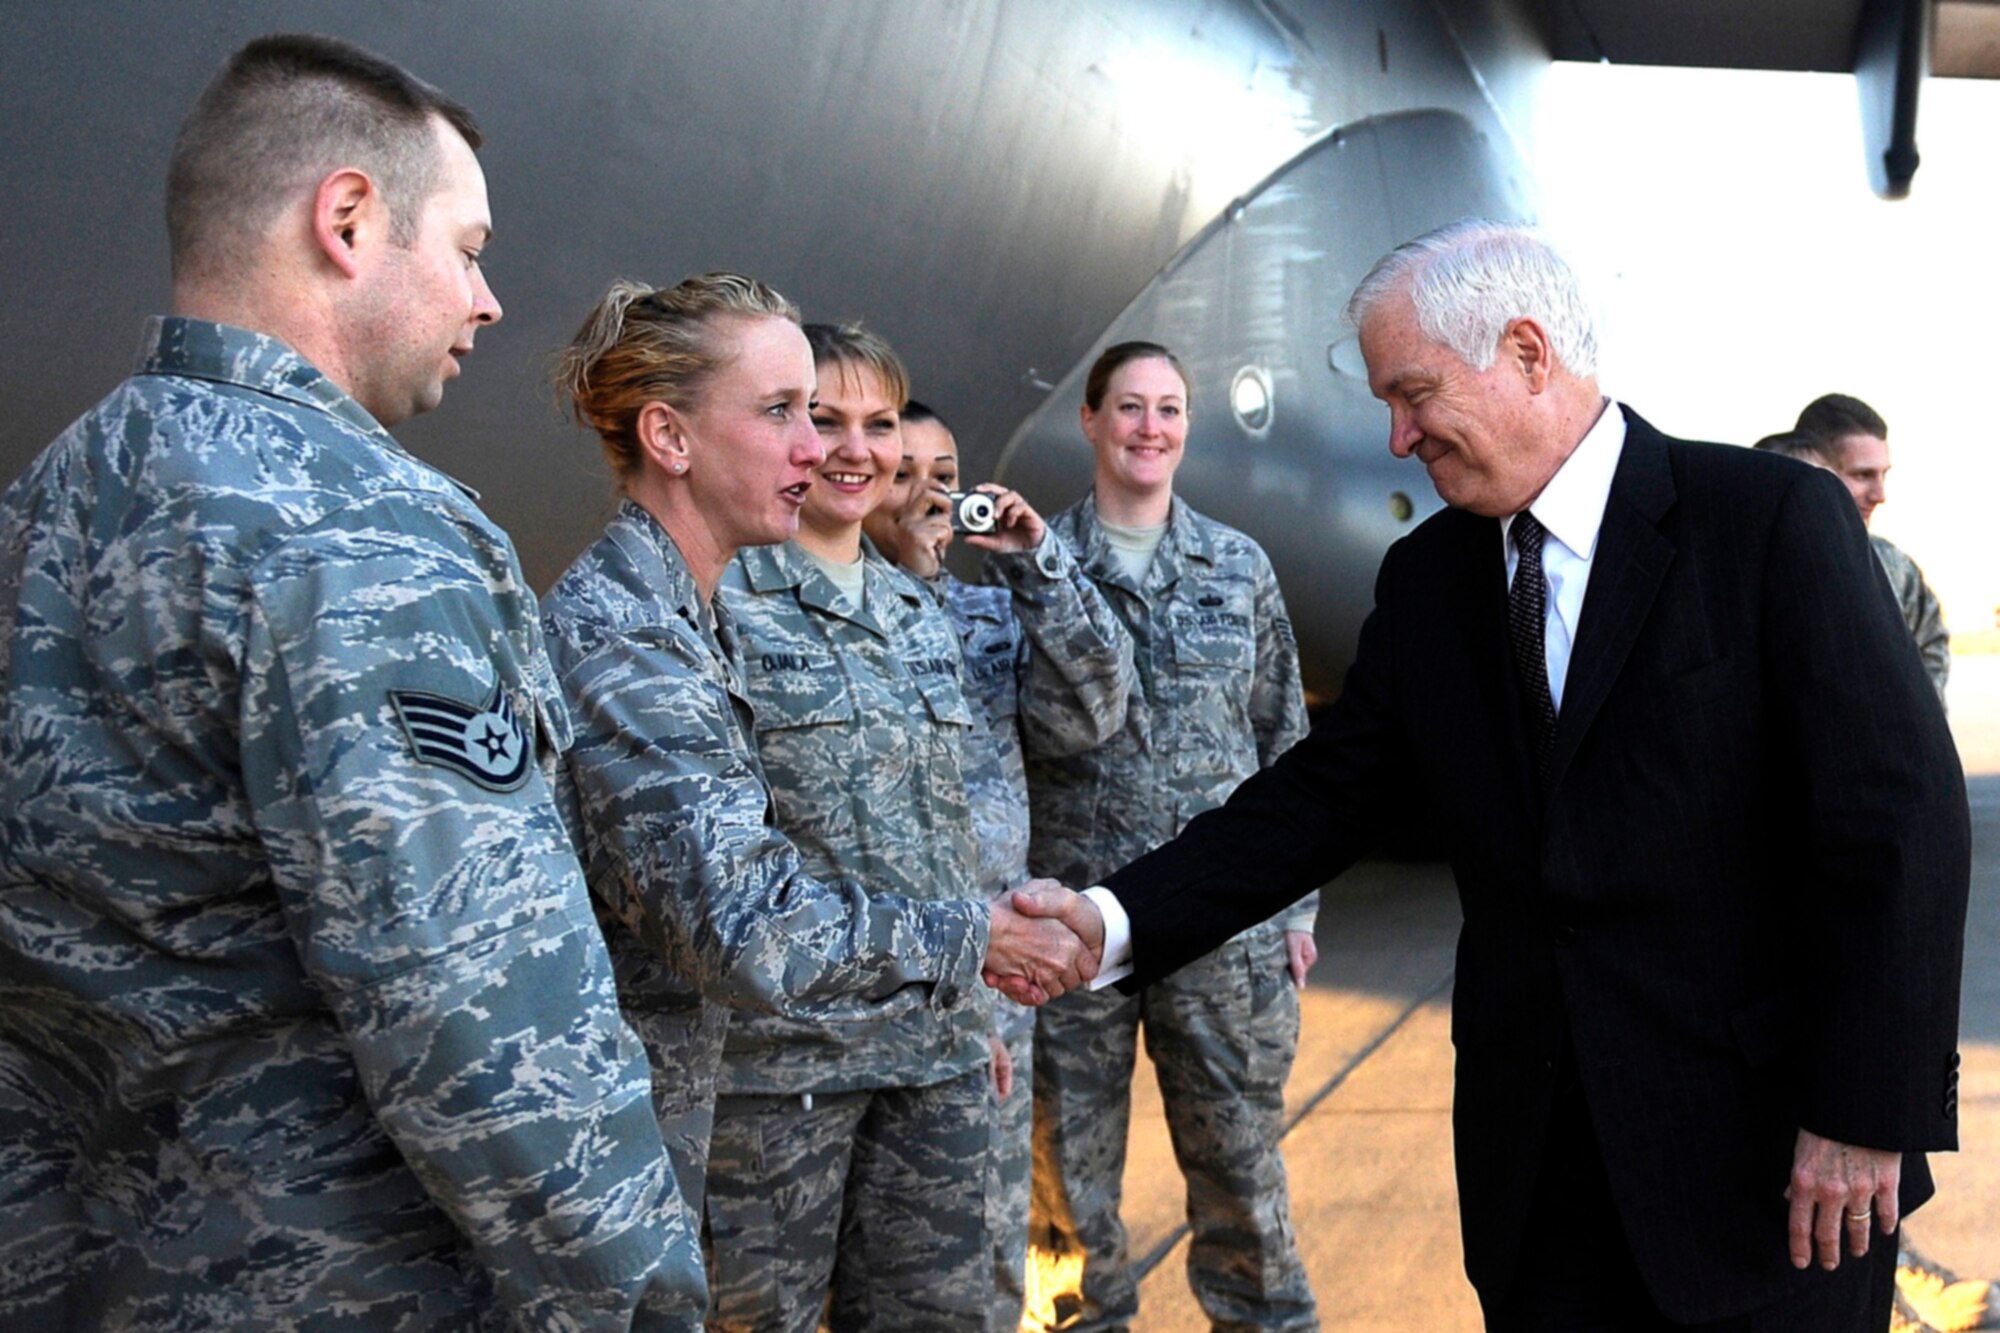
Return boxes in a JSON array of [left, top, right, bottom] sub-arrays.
[[1846, 1208, 1873, 1224]]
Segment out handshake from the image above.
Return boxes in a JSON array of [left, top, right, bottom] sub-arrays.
[[981, 881, 1107, 1006]]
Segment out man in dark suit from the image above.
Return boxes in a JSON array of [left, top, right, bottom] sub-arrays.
[[1013, 220, 1969, 1329]]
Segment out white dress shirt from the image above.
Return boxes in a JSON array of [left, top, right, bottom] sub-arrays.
[[1501, 400, 1624, 708], [1087, 402, 1628, 986]]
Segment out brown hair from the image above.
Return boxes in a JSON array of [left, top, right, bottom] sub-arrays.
[[556, 273, 800, 479], [167, 33, 480, 284], [1083, 340, 1190, 412], [1795, 393, 1889, 447], [802, 322, 909, 411]]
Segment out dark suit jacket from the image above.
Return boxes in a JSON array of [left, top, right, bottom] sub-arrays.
[[1102, 409, 1969, 1321]]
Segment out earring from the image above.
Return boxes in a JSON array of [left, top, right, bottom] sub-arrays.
[[671, 460, 686, 474]]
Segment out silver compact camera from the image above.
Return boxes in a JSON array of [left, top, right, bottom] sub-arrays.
[[946, 489, 998, 534]]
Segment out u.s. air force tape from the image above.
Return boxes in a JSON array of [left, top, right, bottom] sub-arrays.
[[388, 677, 533, 792]]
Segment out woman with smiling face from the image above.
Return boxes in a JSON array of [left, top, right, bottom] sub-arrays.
[[706, 323, 1004, 1332], [538, 280, 1085, 1313], [1018, 341, 1321, 1331]]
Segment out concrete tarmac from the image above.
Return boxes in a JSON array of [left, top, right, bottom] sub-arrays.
[[1087, 654, 2000, 1332]]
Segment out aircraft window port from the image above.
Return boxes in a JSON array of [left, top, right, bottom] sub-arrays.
[[1231, 365, 1273, 432]]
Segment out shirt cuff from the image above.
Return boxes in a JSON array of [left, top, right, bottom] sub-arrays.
[[1084, 886, 1134, 988]]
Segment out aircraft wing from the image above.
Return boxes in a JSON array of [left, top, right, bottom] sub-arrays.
[[1540, 0, 2000, 196]]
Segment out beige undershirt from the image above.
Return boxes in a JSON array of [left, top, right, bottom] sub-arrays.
[[1099, 518, 1167, 584], [805, 548, 867, 613]]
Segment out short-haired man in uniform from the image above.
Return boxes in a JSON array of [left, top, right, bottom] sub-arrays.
[[1794, 393, 1950, 703], [0, 34, 696, 1327]]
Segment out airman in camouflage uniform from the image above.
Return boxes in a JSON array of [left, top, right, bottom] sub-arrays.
[[705, 539, 995, 1332], [539, 500, 993, 1218], [0, 36, 695, 1329], [0, 317, 694, 1330], [930, 531, 1136, 1332], [1870, 534, 1950, 704], [1018, 492, 1318, 1333]]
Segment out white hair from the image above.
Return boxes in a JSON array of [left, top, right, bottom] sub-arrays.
[[1343, 219, 1599, 379]]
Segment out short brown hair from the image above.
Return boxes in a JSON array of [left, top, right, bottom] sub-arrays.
[[802, 322, 909, 411], [1083, 341, 1190, 412], [167, 33, 480, 284], [556, 273, 801, 480], [1795, 393, 1888, 446]]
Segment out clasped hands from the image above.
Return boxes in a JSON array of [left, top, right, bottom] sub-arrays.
[[981, 880, 1105, 1005]]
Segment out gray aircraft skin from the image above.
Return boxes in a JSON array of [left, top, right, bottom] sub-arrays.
[[0, 0, 1950, 697]]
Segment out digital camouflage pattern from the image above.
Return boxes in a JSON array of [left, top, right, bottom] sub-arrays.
[[1870, 533, 1950, 703], [708, 540, 999, 1327], [713, 540, 990, 1095], [1031, 920, 1312, 1332], [932, 551, 1134, 1331], [988, 993, 1038, 1330], [951, 537, 1137, 903], [1016, 494, 1317, 1333], [538, 501, 990, 1214], [0, 320, 695, 1329], [706, 1067, 994, 1333]]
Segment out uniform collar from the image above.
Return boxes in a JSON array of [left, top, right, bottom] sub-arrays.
[[605, 499, 708, 631], [1074, 490, 1213, 593], [133, 316, 479, 500], [735, 535, 919, 639]]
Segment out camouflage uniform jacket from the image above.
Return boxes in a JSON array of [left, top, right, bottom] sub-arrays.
[[1022, 494, 1317, 932], [0, 320, 687, 1330], [539, 500, 988, 1041], [1871, 533, 1950, 703], [715, 541, 988, 1094], [942, 540, 1135, 904]]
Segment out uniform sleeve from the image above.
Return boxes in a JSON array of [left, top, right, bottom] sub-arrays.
[[550, 622, 987, 1018], [236, 494, 696, 1329], [987, 532, 1135, 758], [1249, 547, 1319, 933], [1901, 560, 1952, 703]]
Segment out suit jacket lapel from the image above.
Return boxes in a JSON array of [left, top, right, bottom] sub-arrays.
[[1547, 409, 1677, 794]]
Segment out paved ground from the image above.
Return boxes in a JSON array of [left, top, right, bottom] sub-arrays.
[[1069, 653, 2000, 1332]]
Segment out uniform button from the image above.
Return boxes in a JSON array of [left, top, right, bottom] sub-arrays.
[[1950, 1051, 1962, 1070], [1552, 923, 1578, 947]]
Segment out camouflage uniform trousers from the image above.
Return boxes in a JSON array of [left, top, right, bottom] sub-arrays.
[[1030, 917, 1316, 1333], [704, 1064, 994, 1333], [990, 994, 1037, 1332]]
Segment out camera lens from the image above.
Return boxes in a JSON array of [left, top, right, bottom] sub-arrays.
[[955, 492, 997, 533]]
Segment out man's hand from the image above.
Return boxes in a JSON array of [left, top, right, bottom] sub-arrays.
[[1010, 879, 1105, 960], [1285, 929, 1317, 989], [983, 880, 1099, 1005], [960, 485, 1046, 555], [1785, 1127, 1901, 1270]]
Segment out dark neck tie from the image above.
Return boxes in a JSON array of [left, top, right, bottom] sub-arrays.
[[1507, 509, 1556, 781]]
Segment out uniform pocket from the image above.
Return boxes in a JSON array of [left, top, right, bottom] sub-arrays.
[[913, 670, 974, 730]]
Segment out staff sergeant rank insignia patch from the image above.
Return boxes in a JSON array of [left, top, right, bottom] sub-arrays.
[[389, 677, 534, 792]]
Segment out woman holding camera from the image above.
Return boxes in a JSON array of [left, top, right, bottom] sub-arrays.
[[863, 400, 1133, 1331], [1018, 340, 1320, 1332]]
